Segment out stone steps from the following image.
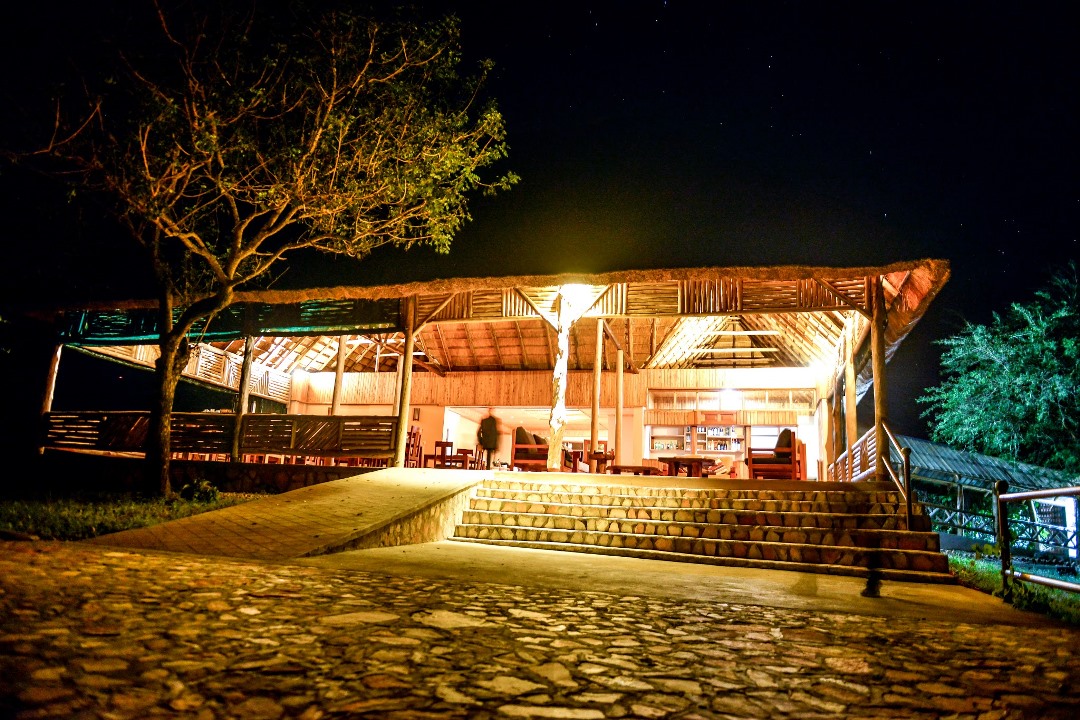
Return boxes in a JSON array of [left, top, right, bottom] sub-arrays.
[[451, 535, 955, 584], [469, 498, 932, 532], [450, 478, 955, 582], [478, 482, 908, 505], [459, 509, 940, 551]]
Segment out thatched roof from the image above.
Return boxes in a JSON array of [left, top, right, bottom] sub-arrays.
[[47, 259, 950, 388]]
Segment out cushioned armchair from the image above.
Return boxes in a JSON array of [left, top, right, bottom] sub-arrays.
[[746, 428, 805, 481], [511, 426, 549, 470]]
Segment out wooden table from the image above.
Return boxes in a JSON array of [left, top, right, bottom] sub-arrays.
[[658, 455, 710, 477], [609, 464, 659, 476], [425, 448, 473, 469]]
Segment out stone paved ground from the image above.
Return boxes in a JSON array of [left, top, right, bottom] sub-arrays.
[[1, 540, 1078, 719]]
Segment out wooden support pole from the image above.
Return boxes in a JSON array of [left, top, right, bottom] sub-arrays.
[[591, 319, 603, 471], [615, 348, 624, 465], [230, 336, 254, 462], [393, 297, 416, 467], [331, 335, 347, 416], [844, 323, 858, 458], [40, 343, 62, 416], [871, 277, 890, 480], [37, 343, 63, 455]]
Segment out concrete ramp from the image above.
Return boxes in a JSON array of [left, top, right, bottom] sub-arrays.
[[87, 468, 485, 561]]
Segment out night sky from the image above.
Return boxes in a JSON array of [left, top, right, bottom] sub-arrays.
[[2, 1, 1077, 437]]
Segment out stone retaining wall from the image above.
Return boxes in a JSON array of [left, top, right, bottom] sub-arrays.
[[31, 451, 374, 495]]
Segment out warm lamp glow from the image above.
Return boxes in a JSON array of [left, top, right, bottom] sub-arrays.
[[720, 389, 743, 411], [557, 284, 596, 320]]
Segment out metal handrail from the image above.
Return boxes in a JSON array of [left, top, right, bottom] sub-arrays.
[[995, 481, 1080, 601]]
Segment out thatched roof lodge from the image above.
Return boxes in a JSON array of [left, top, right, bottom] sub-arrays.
[[37, 259, 949, 481]]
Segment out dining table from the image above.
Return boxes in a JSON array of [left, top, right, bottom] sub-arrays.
[[657, 455, 710, 478]]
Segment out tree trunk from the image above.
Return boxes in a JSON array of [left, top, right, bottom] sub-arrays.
[[548, 320, 572, 471], [146, 331, 187, 497]]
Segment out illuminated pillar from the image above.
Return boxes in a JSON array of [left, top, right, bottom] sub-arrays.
[[548, 300, 572, 471], [615, 348, 624, 465], [591, 319, 603, 471], [331, 335, 347, 416], [393, 297, 416, 467]]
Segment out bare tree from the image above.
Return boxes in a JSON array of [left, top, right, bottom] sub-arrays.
[[18, 1, 517, 494]]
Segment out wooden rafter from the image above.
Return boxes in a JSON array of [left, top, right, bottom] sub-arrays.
[[514, 320, 530, 369], [601, 319, 639, 373], [490, 323, 505, 368], [417, 293, 459, 329], [359, 333, 446, 377], [813, 278, 871, 319], [435, 325, 453, 372]]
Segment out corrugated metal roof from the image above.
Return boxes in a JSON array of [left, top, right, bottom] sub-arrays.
[[899, 434, 1078, 493]]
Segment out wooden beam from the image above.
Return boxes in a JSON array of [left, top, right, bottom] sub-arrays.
[[514, 320, 530, 369], [872, 278, 890, 479], [362, 334, 447, 377], [435, 325, 452, 372], [463, 323, 480, 368], [490, 322, 505, 368], [40, 344, 62, 417], [814, 278, 872, 319], [514, 288, 557, 330], [416, 293, 458, 329], [844, 324, 858, 459], [602, 320, 639, 373]]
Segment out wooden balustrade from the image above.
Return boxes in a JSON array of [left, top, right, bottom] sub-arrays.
[[43, 411, 399, 464], [828, 426, 878, 482]]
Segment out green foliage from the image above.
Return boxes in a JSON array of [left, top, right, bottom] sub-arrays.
[[37, 1, 517, 300], [178, 479, 220, 503], [919, 263, 1080, 473], [0, 492, 254, 541], [948, 554, 1080, 626], [12, 1, 518, 495]]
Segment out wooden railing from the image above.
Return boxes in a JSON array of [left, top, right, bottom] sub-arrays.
[[88, 345, 292, 404], [44, 411, 397, 462], [827, 423, 913, 517], [828, 426, 878, 482], [995, 483, 1080, 601]]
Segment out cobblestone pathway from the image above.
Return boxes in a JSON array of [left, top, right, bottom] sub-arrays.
[[1, 541, 1077, 719]]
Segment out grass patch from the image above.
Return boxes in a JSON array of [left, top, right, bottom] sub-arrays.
[[0, 489, 260, 541], [948, 551, 1080, 626]]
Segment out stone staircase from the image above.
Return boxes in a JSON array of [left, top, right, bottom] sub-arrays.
[[450, 476, 955, 583]]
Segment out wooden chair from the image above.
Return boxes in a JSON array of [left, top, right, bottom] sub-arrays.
[[405, 425, 423, 468], [425, 440, 454, 468], [746, 429, 805, 481], [470, 444, 486, 469]]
